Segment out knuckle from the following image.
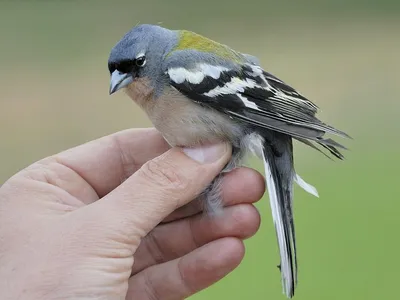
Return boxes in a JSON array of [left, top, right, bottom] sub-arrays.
[[187, 217, 200, 248], [143, 230, 165, 265], [21, 159, 61, 184], [139, 158, 192, 193]]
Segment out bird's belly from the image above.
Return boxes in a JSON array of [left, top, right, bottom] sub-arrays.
[[154, 108, 240, 147], [147, 88, 243, 147]]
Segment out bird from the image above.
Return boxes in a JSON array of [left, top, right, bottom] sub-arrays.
[[108, 24, 349, 298]]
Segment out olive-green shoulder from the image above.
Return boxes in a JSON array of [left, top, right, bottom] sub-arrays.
[[170, 30, 244, 63]]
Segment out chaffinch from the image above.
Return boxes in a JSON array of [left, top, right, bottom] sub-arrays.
[[108, 24, 349, 298]]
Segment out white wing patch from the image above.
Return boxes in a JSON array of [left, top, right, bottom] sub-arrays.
[[168, 67, 204, 84], [249, 64, 264, 76], [168, 62, 317, 114], [200, 64, 229, 79], [237, 94, 259, 110], [203, 77, 257, 97], [203, 76, 262, 110], [168, 64, 229, 84]]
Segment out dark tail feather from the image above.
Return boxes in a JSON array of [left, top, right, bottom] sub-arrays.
[[318, 142, 345, 160], [295, 137, 334, 160], [295, 137, 346, 160], [261, 134, 297, 298]]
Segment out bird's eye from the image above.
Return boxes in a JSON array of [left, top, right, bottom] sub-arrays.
[[135, 56, 146, 67]]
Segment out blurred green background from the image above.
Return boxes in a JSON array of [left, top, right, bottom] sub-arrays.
[[0, 0, 399, 299]]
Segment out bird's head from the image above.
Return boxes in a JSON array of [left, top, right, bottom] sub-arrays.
[[108, 24, 176, 95]]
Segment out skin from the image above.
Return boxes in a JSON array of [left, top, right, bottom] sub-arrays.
[[0, 128, 265, 300]]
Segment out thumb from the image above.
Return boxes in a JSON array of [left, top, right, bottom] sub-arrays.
[[86, 143, 231, 242]]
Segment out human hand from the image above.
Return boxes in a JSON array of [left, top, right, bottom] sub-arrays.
[[0, 128, 264, 300]]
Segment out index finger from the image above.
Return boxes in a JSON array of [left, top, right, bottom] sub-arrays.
[[54, 128, 170, 197]]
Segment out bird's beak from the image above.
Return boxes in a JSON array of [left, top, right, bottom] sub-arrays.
[[109, 70, 134, 95]]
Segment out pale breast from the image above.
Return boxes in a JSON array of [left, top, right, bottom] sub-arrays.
[[125, 79, 243, 147]]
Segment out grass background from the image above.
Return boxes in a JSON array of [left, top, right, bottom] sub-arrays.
[[0, 1, 399, 299]]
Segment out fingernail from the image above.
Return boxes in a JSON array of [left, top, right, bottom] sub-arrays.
[[183, 143, 229, 164]]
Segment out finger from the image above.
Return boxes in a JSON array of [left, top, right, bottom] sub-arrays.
[[163, 167, 265, 222], [132, 204, 260, 274], [51, 128, 169, 198], [84, 143, 232, 244], [127, 238, 245, 300]]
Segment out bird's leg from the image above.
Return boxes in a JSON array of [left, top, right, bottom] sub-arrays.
[[201, 173, 224, 215], [201, 146, 244, 215]]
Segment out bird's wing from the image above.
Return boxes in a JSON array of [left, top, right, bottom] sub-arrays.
[[166, 54, 349, 159], [240, 52, 260, 65]]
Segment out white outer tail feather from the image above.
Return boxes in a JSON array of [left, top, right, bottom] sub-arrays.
[[262, 153, 294, 297], [294, 174, 319, 198], [248, 133, 319, 197], [249, 133, 319, 297]]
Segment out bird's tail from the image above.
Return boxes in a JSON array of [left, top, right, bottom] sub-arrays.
[[260, 134, 299, 298], [247, 131, 320, 297]]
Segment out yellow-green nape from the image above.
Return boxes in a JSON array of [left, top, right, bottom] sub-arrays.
[[172, 30, 244, 62]]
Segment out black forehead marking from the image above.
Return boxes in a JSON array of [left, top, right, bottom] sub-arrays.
[[108, 58, 140, 74]]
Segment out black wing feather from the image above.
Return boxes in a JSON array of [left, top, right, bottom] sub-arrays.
[[168, 63, 350, 159]]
